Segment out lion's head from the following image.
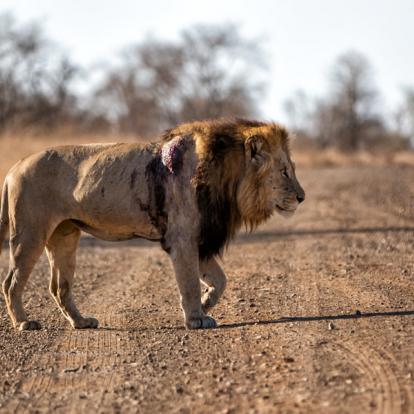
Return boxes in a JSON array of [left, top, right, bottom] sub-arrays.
[[238, 124, 305, 225], [161, 118, 305, 259]]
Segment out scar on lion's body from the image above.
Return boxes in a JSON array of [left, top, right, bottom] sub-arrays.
[[161, 137, 189, 174]]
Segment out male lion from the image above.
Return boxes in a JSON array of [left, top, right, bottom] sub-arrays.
[[0, 119, 304, 331]]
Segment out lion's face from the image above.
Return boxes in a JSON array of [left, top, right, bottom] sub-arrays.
[[238, 132, 305, 225], [265, 149, 305, 218]]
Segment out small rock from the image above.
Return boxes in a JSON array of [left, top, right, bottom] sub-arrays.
[[283, 356, 295, 363], [175, 384, 184, 394], [328, 322, 335, 330], [63, 366, 80, 373]]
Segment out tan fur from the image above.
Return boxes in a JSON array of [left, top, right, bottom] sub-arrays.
[[0, 119, 304, 331]]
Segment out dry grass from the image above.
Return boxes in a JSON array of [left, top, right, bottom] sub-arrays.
[[293, 147, 414, 168]]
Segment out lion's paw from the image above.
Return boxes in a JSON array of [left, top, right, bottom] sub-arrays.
[[19, 320, 41, 331], [186, 315, 217, 330], [73, 317, 99, 329]]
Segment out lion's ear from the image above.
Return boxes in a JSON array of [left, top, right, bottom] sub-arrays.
[[245, 135, 268, 166]]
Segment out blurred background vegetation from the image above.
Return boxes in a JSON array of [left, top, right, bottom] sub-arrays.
[[0, 11, 413, 155]]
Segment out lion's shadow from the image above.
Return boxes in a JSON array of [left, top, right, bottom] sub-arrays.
[[216, 309, 414, 330], [98, 309, 414, 332]]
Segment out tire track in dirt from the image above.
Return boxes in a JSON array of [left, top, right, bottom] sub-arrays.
[[380, 347, 414, 413], [316, 217, 414, 414], [300, 271, 408, 414], [324, 272, 414, 414], [283, 177, 413, 413], [335, 341, 402, 414]]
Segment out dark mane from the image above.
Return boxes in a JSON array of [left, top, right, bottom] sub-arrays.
[[195, 132, 244, 260]]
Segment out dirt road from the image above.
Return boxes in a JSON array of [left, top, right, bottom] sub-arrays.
[[1, 165, 414, 413]]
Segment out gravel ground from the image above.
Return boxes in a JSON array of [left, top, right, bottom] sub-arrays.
[[1, 165, 414, 413]]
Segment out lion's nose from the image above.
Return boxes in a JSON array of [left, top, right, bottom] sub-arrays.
[[297, 194, 305, 203]]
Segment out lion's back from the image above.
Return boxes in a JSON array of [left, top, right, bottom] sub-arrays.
[[5, 142, 154, 214]]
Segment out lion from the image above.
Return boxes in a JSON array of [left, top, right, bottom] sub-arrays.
[[0, 118, 305, 331]]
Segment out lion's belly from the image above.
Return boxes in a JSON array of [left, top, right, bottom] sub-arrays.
[[70, 218, 162, 242], [71, 190, 162, 242]]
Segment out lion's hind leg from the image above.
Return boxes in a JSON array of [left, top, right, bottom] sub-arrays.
[[200, 257, 227, 313], [45, 221, 98, 329], [3, 234, 46, 331]]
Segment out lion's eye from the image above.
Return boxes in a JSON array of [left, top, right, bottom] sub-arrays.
[[281, 168, 289, 178]]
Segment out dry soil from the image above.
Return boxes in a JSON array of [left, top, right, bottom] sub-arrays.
[[1, 165, 414, 413]]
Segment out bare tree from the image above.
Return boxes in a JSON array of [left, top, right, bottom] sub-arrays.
[[283, 90, 311, 134], [93, 40, 185, 136], [93, 24, 266, 137], [312, 51, 383, 150], [177, 25, 264, 122], [395, 88, 414, 146], [0, 13, 79, 131]]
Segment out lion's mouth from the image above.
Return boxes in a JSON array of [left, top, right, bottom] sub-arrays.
[[275, 204, 296, 217]]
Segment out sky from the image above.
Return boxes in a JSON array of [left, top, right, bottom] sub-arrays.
[[1, 0, 413, 123]]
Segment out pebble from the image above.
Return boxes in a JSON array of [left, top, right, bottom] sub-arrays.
[[62, 366, 80, 373], [175, 384, 184, 394]]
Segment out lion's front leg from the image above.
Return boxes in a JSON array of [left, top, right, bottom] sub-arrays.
[[170, 240, 217, 329], [200, 257, 227, 313]]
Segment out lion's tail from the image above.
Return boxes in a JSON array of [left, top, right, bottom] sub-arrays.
[[0, 180, 9, 256]]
